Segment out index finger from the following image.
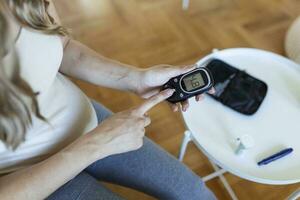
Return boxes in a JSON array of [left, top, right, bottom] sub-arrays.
[[134, 89, 175, 116]]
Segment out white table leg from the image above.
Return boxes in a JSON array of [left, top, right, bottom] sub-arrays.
[[209, 161, 239, 200], [203, 168, 227, 182], [178, 130, 238, 199], [178, 130, 192, 161], [182, 0, 189, 10]]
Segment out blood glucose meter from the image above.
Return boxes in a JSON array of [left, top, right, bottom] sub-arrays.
[[163, 67, 214, 103]]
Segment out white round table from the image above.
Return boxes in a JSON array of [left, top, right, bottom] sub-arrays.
[[178, 48, 300, 199]]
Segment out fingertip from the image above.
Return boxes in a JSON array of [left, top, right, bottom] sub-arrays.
[[181, 101, 189, 112], [180, 104, 185, 112], [182, 64, 197, 73], [173, 107, 178, 112], [164, 88, 175, 97], [208, 87, 216, 94], [197, 95, 204, 101], [177, 105, 181, 111], [137, 89, 175, 116], [170, 104, 175, 111], [184, 104, 189, 112]]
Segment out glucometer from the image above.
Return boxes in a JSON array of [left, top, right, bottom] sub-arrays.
[[163, 67, 214, 103]]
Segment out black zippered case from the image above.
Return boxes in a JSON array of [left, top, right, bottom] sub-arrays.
[[206, 59, 268, 115]]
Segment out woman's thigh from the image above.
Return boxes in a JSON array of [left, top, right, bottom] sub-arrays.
[[86, 101, 216, 200], [46, 172, 124, 200]]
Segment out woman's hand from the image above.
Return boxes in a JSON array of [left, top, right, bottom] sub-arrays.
[[0, 90, 176, 200], [82, 89, 175, 160], [135, 64, 215, 112]]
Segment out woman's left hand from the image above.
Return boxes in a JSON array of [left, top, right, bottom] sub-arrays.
[[135, 64, 215, 112]]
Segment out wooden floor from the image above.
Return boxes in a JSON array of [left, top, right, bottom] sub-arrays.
[[53, 0, 300, 199]]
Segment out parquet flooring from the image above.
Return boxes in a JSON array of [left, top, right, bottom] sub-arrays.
[[53, 0, 300, 199]]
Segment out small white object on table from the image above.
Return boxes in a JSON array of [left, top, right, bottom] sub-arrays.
[[178, 48, 300, 199]]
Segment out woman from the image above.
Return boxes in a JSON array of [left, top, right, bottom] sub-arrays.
[[0, 0, 216, 199]]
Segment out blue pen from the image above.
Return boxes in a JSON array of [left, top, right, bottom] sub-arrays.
[[257, 148, 293, 166]]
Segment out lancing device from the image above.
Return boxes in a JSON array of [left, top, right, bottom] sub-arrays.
[[257, 148, 293, 166]]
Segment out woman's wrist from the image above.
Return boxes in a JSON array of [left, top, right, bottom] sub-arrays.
[[62, 133, 109, 166], [128, 67, 145, 95]]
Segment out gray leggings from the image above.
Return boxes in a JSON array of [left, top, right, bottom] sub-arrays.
[[47, 101, 216, 200]]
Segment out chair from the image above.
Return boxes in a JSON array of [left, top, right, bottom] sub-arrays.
[[286, 189, 300, 200]]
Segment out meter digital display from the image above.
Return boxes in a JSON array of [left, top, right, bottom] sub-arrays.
[[182, 73, 205, 92], [162, 67, 214, 103]]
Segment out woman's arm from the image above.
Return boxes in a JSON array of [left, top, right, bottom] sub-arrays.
[[60, 39, 142, 92], [0, 135, 102, 200], [60, 39, 212, 111]]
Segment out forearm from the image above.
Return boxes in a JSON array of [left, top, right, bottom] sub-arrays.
[[60, 39, 142, 92], [0, 135, 104, 200]]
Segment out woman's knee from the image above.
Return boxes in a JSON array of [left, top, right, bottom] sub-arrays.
[[140, 138, 216, 200], [171, 175, 216, 200], [157, 165, 216, 200]]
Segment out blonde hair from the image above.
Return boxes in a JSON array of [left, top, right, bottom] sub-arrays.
[[0, 0, 67, 150]]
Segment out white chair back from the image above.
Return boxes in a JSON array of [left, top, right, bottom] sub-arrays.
[[286, 189, 300, 200]]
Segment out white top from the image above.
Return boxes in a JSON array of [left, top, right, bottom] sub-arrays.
[[0, 28, 98, 174], [182, 48, 300, 185]]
